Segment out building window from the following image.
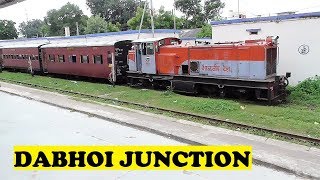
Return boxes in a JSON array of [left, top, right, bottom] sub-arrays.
[[94, 55, 103, 64], [35, 55, 39, 61], [49, 55, 55, 62], [58, 55, 65, 62], [69, 55, 77, 63], [81, 55, 89, 64], [246, 28, 261, 35], [107, 51, 112, 64]]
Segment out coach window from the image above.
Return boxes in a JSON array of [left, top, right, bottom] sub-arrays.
[[58, 55, 65, 62], [69, 55, 77, 63], [49, 55, 55, 62], [94, 55, 103, 64], [107, 51, 112, 64], [81, 55, 89, 64]]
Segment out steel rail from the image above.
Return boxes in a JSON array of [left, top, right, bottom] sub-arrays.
[[1, 77, 319, 146]]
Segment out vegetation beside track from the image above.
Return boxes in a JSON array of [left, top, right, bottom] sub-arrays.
[[0, 71, 319, 139]]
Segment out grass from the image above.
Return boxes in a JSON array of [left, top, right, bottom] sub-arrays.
[[0, 71, 319, 139]]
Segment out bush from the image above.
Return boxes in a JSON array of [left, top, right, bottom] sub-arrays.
[[289, 76, 320, 106]]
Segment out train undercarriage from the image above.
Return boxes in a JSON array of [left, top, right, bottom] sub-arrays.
[[127, 71, 290, 104]]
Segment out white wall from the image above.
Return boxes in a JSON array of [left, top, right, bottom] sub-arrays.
[[212, 18, 320, 85]]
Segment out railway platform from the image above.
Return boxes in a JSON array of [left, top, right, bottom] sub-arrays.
[[0, 81, 319, 179]]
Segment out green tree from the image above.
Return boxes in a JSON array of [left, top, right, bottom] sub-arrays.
[[43, 3, 88, 36], [107, 22, 121, 32], [86, 0, 142, 30], [204, 0, 225, 21], [154, 6, 185, 29], [85, 15, 109, 34], [0, 20, 18, 40], [85, 15, 120, 34], [197, 24, 212, 38], [175, 0, 224, 28], [174, 0, 202, 28], [19, 19, 44, 38], [128, 6, 186, 30], [40, 24, 50, 37], [127, 7, 151, 30]]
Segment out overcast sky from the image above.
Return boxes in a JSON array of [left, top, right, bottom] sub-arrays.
[[1, 0, 320, 27]]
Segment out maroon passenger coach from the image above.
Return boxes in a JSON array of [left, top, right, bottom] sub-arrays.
[[1, 43, 46, 72], [41, 40, 132, 81]]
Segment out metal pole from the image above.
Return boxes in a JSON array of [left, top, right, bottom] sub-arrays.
[[173, 1, 177, 36], [76, 22, 80, 36], [238, 0, 240, 17], [138, 1, 148, 39], [150, 0, 155, 37]]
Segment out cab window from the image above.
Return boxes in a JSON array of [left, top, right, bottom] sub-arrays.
[[146, 43, 154, 55]]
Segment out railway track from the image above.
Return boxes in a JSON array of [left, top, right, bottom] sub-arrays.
[[1, 77, 319, 147]]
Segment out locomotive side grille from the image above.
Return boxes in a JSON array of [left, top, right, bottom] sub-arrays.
[[266, 48, 277, 76]]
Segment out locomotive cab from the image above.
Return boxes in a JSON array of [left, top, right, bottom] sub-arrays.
[[128, 37, 181, 75]]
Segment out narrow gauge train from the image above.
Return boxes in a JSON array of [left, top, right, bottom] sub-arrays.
[[0, 40, 132, 82], [0, 36, 290, 103], [127, 37, 291, 103]]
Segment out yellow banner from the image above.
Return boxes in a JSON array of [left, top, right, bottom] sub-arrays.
[[14, 146, 252, 170]]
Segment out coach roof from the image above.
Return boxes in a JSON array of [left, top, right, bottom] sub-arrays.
[[41, 40, 130, 48], [1, 42, 49, 49]]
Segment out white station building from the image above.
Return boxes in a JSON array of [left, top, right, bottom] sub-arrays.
[[211, 12, 320, 85]]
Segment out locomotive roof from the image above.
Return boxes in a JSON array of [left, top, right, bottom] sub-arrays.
[[132, 37, 180, 43]]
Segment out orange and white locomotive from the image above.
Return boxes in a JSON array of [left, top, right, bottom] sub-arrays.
[[127, 37, 291, 103]]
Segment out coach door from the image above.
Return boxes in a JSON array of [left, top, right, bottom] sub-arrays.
[[38, 47, 47, 73], [141, 42, 156, 74], [136, 44, 142, 72]]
